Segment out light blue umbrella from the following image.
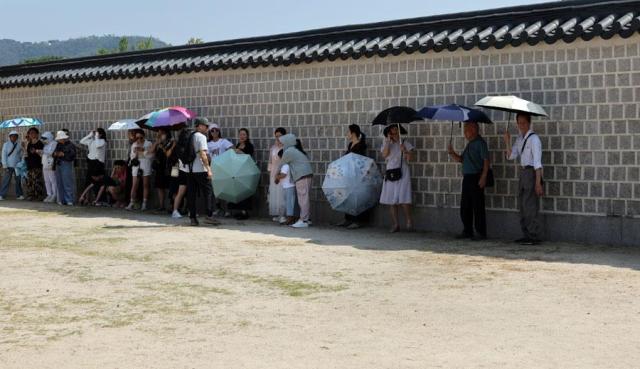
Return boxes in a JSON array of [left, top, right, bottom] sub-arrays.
[[0, 117, 43, 129], [322, 153, 383, 216], [211, 150, 261, 203]]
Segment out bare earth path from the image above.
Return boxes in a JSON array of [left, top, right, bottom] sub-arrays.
[[0, 201, 639, 369]]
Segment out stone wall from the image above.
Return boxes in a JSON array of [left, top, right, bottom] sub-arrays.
[[1, 35, 639, 245]]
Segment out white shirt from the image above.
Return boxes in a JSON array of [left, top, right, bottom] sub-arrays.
[[80, 132, 106, 162], [179, 132, 208, 173], [130, 140, 153, 166], [508, 129, 543, 169], [207, 138, 233, 159], [279, 164, 294, 189]]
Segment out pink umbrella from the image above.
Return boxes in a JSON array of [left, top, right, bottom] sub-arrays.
[[136, 106, 197, 130]]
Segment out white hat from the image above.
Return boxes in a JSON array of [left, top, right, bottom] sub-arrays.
[[41, 131, 54, 141], [55, 131, 69, 140], [208, 123, 220, 130], [8, 130, 18, 136]]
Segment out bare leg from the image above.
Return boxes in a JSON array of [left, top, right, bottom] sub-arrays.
[[402, 204, 413, 230], [173, 185, 187, 212], [129, 176, 139, 203], [142, 177, 150, 202], [389, 205, 399, 233], [156, 188, 166, 209]]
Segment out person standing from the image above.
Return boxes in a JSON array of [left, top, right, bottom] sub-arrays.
[[380, 125, 414, 233], [230, 128, 255, 220], [503, 113, 544, 245], [279, 133, 313, 228], [207, 123, 234, 216], [0, 131, 24, 200], [448, 121, 489, 241], [150, 128, 175, 212], [53, 130, 77, 205], [181, 118, 219, 226], [79, 128, 107, 176], [335, 124, 369, 229], [126, 130, 153, 211], [23, 127, 46, 201], [267, 127, 286, 223], [39, 131, 58, 203]]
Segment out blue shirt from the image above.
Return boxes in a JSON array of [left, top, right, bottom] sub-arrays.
[[462, 136, 489, 175]]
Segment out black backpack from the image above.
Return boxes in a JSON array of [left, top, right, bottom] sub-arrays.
[[176, 129, 197, 171]]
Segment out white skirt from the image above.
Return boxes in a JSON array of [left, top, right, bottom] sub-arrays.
[[268, 175, 286, 216], [379, 164, 412, 205]]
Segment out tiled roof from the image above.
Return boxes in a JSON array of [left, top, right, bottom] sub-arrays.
[[1, 0, 639, 89]]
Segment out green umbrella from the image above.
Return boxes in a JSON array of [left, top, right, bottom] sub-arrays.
[[211, 150, 260, 203]]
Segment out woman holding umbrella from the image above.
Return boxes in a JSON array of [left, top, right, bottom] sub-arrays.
[[380, 125, 415, 233], [334, 124, 369, 229], [229, 128, 255, 220]]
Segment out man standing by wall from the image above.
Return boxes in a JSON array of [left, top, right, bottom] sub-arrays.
[[448, 121, 489, 241], [181, 118, 219, 227], [503, 113, 544, 245], [0, 131, 24, 200]]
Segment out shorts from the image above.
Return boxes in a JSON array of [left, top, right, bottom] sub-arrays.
[[132, 160, 152, 177]]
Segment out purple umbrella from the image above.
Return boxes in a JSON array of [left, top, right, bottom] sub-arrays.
[[136, 106, 197, 130]]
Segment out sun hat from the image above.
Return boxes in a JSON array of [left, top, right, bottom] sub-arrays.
[[8, 130, 19, 136], [41, 131, 54, 141], [55, 131, 69, 140], [208, 123, 220, 131]]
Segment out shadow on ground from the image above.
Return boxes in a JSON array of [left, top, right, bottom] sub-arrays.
[[1, 200, 639, 271]]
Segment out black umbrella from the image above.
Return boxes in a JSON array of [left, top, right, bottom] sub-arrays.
[[372, 106, 422, 141], [371, 106, 423, 126]]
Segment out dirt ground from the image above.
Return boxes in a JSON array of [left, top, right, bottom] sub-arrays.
[[0, 201, 639, 369]]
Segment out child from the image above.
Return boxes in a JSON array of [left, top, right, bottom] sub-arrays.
[[39, 132, 58, 203], [107, 160, 128, 207], [275, 149, 296, 225]]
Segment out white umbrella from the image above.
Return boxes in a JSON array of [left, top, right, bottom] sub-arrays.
[[474, 95, 548, 117], [107, 119, 139, 131]]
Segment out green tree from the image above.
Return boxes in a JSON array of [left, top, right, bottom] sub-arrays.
[[187, 37, 204, 45], [118, 37, 129, 52], [21, 55, 65, 64], [137, 37, 153, 50]]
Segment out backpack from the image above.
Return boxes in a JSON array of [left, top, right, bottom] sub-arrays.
[[176, 129, 197, 171]]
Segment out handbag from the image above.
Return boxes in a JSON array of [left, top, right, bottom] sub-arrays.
[[170, 165, 180, 178], [384, 141, 403, 182]]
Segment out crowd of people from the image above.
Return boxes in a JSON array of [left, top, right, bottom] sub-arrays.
[[0, 113, 544, 244]]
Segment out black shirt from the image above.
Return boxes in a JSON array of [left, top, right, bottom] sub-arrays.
[[91, 175, 117, 188], [346, 140, 367, 156], [236, 141, 254, 156], [26, 140, 44, 170]]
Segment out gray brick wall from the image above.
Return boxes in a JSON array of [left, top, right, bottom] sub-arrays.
[[1, 35, 639, 223]]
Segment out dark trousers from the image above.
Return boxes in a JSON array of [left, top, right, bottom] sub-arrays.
[[460, 173, 487, 237], [519, 168, 541, 239], [345, 209, 370, 224], [187, 172, 213, 219]]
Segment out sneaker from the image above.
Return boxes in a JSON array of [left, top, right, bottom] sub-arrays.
[[189, 218, 199, 227], [204, 216, 220, 226], [346, 222, 361, 229], [223, 211, 232, 218], [43, 195, 52, 203], [16, 196, 25, 200], [306, 220, 313, 226], [272, 216, 280, 222], [65, 202, 73, 206], [290, 220, 309, 228], [140, 202, 148, 211], [171, 210, 183, 219], [0, 196, 4, 201], [278, 216, 287, 224]]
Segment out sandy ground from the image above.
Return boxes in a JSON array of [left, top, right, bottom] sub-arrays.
[[0, 201, 639, 369]]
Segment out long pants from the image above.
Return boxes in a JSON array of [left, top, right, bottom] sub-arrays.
[[25, 168, 46, 200], [187, 172, 213, 219], [55, 161, 75, 204], [284, 187, 297, 217], [0, 168, 23, 197], [460, 173, 487, 237], [295, 176, 312, 222], [519, 168, 542, 240], [43, 168, 57, 200]]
